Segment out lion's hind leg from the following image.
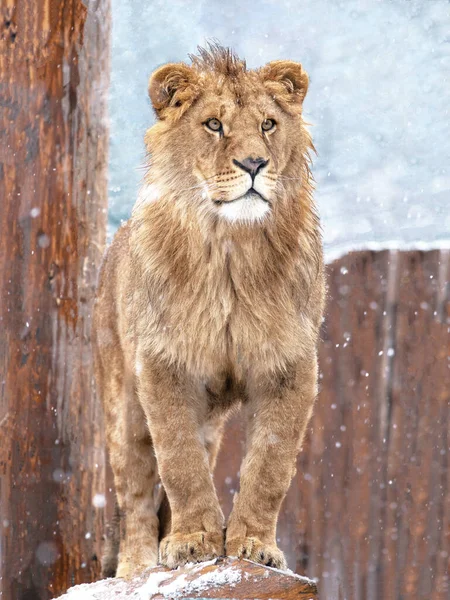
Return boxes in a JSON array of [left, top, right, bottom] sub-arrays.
[[102, 365, 160, 579], [101, 498, 122, 578]]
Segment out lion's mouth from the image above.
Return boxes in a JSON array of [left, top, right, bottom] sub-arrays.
[[213, 188, 269, 206]]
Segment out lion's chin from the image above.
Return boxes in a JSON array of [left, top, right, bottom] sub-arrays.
[[216, 191, 271, 224]]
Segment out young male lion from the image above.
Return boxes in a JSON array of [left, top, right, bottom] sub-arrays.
[[93, 44, 325, 578]]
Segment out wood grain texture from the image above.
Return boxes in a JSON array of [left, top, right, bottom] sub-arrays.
[[55, 557, 318, 599], [214, 249, 449, 600], [0, 1, 110, 598]]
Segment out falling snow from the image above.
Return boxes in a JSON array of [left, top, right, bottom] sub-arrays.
[[108, 0, 450, 258]]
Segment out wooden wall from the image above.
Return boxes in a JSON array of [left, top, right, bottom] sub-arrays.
[[215, 249, 450, 600], [0, 1, 110, 599]]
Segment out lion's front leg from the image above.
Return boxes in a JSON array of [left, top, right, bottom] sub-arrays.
[[226, 357, 318, 569], [138, 359, 225, 569]]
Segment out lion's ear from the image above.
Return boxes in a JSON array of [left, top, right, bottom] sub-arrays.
[[148, 63, 199, 119], [259, 60, 309, 111]]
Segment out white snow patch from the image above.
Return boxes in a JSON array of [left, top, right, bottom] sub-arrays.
[[178, 566, 240, 594], [156, 573, 188, 596], [188, 558, 218, 571], [57, 583, 99, 599], [135, 570, 172, 599], [57, 579, 129, 600], [140, 565, 242, 598], [245, 559, 317, 586], [325, 239, 450, 264], [92, 493, 106, 508]]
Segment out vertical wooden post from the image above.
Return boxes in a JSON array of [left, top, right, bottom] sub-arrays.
[[0, 1, 110, 598]]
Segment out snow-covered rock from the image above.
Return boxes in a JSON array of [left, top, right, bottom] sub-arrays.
[[55, 557, 317, 599]]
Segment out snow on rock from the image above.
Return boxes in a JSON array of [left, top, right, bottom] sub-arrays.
[[55, 557, 318, 599], [245, 558, 317, 586], [56, 577, 129, 600], [135, 571, 173, 599], [55, 561, 241, 600], [161, 566, 240, 596], [130, 564, 242, 598]]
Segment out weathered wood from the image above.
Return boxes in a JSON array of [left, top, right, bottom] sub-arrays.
[[214, 249, 450, 600], [0, 1, 110, 598], [55, 558, 318, 599]]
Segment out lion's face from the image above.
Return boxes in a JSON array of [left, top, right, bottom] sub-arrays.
[[187, 85, 297, 222], [145, 47, 311, 224]]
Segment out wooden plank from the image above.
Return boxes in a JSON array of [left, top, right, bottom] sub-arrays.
[[0, 1, 110, 598], [381, 250, 449, 599], [434, 250, 450, 600], [213, 249, 449, 599], [306, 250, 396, 600]]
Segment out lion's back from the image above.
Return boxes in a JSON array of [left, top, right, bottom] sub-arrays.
[[92, 222, 133, 385]]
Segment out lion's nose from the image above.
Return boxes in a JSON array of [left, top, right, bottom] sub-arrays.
[[233, 157, 269, 179]]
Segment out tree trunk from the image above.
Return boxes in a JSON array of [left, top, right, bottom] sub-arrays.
[[0, 1, 110, 599]]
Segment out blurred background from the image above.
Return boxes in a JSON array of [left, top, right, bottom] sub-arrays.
[[109, 0, 450, 257]]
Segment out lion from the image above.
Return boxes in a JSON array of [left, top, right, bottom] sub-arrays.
[[93, 44, 325, 579]]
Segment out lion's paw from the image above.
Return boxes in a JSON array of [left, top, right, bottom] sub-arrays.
[[116, 559, 157, 580], [159, 531, 224, 569], [226, 536, 287, 569]]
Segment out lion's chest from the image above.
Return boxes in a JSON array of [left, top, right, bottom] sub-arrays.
[[144, 249, 304, 378]]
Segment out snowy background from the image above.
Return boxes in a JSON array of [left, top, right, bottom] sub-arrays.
[[108, 0, 450, 260]]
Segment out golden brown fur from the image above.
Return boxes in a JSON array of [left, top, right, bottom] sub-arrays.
[[93, 44, 325, 578]]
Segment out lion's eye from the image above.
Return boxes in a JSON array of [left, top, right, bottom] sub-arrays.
[[262, 119, 276, 132], [205, 118, 222, 132]]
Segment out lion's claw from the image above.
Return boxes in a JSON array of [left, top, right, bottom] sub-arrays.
[[159, 531, 224, 569], [226, 536, 287, 570]]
